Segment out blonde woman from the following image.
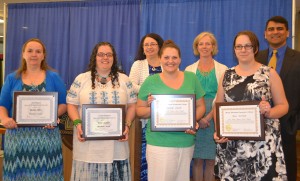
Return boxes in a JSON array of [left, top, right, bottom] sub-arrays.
[[185, 32, 227, 181]]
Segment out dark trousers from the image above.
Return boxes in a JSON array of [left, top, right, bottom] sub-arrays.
[[280, 123, 297, 181]]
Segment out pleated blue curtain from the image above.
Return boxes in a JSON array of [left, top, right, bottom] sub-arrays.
[[68, 1, 140, 86], [6, 0, 140, 88], [140, 0, 292, 69], [5, 0, 292, 87], [6, 3, 71, 83]]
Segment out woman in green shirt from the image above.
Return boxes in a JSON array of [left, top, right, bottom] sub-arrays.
[[136, 40, 206, 181]]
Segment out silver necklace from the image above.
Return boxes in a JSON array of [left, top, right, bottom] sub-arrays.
[[100, 77, 107, 84], [96, 73, 109, 85]]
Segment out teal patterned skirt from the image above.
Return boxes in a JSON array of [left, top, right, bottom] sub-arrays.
[[193, 98, 216, 159], [3, 127, 63, 181]]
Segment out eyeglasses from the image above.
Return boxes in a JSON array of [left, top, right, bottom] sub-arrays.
[[144, 43, 158, 48], [234, 44, 253, 50], [97, 52, 113, 58]]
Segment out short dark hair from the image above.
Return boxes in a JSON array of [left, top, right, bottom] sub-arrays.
[[265, 16, 289, 30], [134, 33, 164, 61]]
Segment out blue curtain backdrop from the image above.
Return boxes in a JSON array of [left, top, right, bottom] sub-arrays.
[[5, 0, 292, 88], [5, 0, 140, 88], [140, 0, 292, 69]]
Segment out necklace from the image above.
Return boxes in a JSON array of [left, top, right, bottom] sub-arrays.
[[198, 60, 214, 76], [200, 71, 210, 76], [149, 65, 162, 72], [100, 77, 107, 84], [96, 73, 109, 85]]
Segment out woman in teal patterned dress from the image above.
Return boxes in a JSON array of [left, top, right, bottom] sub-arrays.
[[0, 38, 67, 181], [185, 32, 227, 181]]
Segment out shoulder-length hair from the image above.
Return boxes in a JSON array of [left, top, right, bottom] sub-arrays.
[[193, 32, 218, 56], [16, 38, 53, 77], [134, 33, 164, 61]]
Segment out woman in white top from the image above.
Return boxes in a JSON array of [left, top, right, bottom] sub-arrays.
[[129, 33, 164, 181], [67, 42, 137, 181], [185, 32, 227, 181]]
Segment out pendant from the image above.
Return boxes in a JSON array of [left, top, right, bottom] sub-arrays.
[[100, 77, 107, 84], [96, 72, 108, 85], [152, 67, 156, 71]]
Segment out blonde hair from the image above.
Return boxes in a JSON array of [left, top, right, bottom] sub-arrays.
[[193, 32, 218, 56]]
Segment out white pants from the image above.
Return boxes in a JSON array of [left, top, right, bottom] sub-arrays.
[[146, 144, 194, 181]]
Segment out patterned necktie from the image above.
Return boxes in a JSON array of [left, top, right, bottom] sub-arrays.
[[268, 50, 277, 69]]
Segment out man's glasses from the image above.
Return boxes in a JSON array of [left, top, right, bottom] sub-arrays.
[[144, 43, 158, 48], [97, 52, 113, 58], [234, 44, 253, 50]]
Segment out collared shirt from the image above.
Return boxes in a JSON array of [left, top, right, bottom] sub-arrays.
[[267, 44, 287, 73]]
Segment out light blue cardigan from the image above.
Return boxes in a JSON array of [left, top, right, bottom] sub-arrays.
[[0, 70, 67, 117]]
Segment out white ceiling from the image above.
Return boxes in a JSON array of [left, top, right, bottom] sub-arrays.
[[0, 0, 82, 19]]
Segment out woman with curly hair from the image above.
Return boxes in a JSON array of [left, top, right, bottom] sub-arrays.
[[67, 42, 137, 180]]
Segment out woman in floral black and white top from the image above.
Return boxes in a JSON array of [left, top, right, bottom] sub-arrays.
[[214, 31, 288, 180]]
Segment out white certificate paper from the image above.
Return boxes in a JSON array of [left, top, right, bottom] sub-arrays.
[[151, 94, 195, 131], [82, 104, 125, 140], [85, 108, 122, 136], [13, 92, 58, 126], [216, 101, 264, 140]]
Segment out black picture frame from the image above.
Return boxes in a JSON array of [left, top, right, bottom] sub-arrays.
[[13, 91, 58, 126], [215, 101, 265, 141]]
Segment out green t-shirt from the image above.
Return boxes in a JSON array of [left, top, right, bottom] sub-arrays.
[[138, 71, 205, 147]]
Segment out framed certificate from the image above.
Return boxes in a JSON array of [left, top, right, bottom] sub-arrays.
[[215, 101, 265, 140], [150, 94, 195, 131], [82, 104, 125, 140], [13, 91, 58, 126]]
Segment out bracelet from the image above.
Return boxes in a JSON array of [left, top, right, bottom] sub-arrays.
[[125, 121, 132, 128], [73, 119, 82, 127]]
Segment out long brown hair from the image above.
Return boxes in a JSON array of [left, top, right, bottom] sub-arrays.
[[87, 42, 120, 89], [16, 38, 53, 77]]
